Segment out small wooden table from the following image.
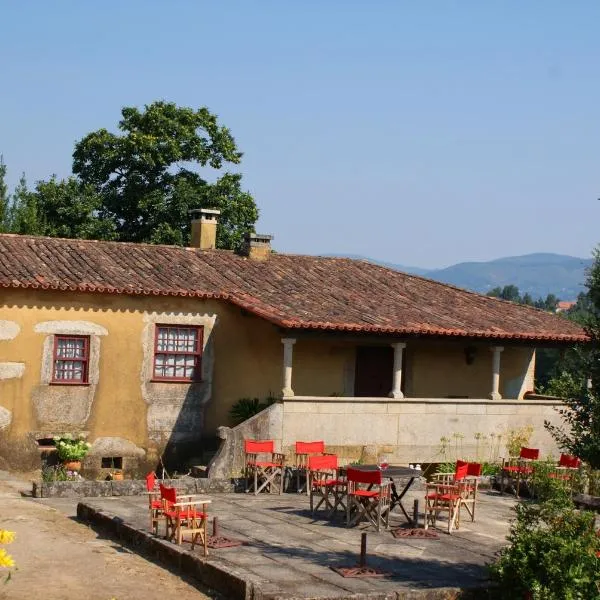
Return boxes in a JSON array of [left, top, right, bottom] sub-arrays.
[[342, 465, 420, 522]]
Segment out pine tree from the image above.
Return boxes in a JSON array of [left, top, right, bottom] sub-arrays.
[[0, 156, 8, 232], [10, 173, 42, 235]]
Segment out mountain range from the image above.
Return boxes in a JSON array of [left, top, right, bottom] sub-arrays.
[[338, 253, 592, 301]]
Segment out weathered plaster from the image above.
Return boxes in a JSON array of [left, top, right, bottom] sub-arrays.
[[0, 320, 20, 340], [0, 362, 25, 380], [0, 406, 12, 429], [34, 320, 108, 336], [33, 333, 101, 429], [141, 312, 217, 445], [87, 436, 146, 457]]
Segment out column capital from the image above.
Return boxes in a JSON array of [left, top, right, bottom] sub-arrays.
[[490, 346, 504, 353], [391, 341, 407, 350], [281, 337, 296, 346]]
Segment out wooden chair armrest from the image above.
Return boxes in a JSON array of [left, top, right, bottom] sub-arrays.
[[272, 452, 286, 464], [172, 499, 212, 508]]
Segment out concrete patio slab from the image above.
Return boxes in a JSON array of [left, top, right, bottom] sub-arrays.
[[66, 486, 515, 599]]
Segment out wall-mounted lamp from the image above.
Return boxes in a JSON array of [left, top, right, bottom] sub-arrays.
[[464, 346, 477, 365]]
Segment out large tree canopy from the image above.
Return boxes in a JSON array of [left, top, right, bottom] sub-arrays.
[[71, 101, 258, 248]]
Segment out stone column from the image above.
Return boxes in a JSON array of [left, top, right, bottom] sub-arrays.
[[389, 342, 407, 399], [281, 338, 296, 397], [490, 346, 504, 400]]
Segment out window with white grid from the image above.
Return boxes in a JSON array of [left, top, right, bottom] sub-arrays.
[[52, 335, 89, 384], [153, 325, 203, 382]]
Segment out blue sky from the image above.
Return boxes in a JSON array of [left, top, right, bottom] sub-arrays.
[[1, 1, 599, 267]]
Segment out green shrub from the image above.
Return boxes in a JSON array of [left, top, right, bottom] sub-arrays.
[[229, 396, 277, 426], [53, 434, 91, 461], [489, 467, 600, 599]]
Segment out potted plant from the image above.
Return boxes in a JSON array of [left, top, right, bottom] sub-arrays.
[[53, 434, 91, 472]]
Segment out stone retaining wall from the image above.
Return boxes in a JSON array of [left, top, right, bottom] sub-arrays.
[[32, 476, 233, 498]]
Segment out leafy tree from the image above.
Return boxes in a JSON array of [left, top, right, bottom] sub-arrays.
[[10, 173, 42, 235], [545, 248, 600, 468], [32, 177, 115, 240], [0, 156, 8, 232], [72, 101, 258, 249]]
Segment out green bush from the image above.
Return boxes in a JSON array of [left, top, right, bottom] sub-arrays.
[[53, 434, 91, 461], [229, 396, 277, 426], [489, 467, 600, 599]]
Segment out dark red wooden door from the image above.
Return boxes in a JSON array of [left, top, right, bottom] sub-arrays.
[[354, 346, 394, 397]]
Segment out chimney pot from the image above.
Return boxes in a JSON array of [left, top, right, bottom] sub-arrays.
[[243, 232, 273, 261], [190, 208, 220, 249]]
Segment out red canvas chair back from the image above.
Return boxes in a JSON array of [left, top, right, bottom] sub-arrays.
[[347, 467, 382, 486], [467, 462, 482, 477], [146, 471, 156, 491], [454, 462, 469, 481], [558, 453, 581, 469], [308, 454, 337, 472], [245, 439, 274, 454], [296, 441, 325, 455], [519, 447, 539, 460], [160, 484, 177, 507]]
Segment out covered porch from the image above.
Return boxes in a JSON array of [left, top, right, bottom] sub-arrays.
[[278, 334, 534, 401]]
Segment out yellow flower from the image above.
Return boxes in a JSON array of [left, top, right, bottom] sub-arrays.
[[0, 549, 15, 568], [0, 530, 15, 544]]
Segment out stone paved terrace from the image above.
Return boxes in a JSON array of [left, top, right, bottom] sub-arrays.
[[40, 486, 516, 599]]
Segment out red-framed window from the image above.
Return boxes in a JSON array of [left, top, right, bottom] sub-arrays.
[[153, 325, 203, 382], [52, 335, 90, 384]]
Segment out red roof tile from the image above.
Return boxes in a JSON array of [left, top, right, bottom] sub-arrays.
[[0, 234, 588, 343]]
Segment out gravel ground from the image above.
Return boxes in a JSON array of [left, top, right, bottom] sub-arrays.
[[0, 472, 218, 600]]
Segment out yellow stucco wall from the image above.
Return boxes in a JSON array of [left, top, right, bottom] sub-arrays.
[[407, 341, 534, 399], [0, 288, 537, 471]]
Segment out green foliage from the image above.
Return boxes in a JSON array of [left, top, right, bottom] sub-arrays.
[[505, 425, 534, 458], [229, 396, 277, 426], [487, 285, 559, 311], [545, 247, 600, 469], [32, 177, 116, 240], [489, 467, 600, 599], [53, 434, 91, 461], [72, 101, 258, 249], [10, 173, 41, 235], [0, 156, 8, 233]]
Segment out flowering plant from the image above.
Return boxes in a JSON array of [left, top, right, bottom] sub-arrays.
[[53, 434, 92, 461], [0, 529, 15, 581]]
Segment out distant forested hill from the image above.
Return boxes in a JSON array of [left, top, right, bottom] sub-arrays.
[[334, 253, 592, 301]]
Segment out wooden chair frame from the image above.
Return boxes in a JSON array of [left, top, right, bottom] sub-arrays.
[[308, 454, 346, 518], [424, 462, 471, 534], [501, 447, 539, 497], [346, 467, 391, 532], [244, 440, 285, 495], [295, 440, 326, 494], [548, 453, 582, 492], [145, 471, 162, 534], [159, 484, 211, 555]]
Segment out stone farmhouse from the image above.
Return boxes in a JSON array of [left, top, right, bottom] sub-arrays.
[[0, 211, 587, 475]]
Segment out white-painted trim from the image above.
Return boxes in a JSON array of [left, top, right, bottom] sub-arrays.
[[0, 362, 26, 380], [34, 321, 108, 336], [0, 321, 20, 340]]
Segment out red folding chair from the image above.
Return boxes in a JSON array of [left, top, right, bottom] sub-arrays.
[[346, 468, 391, 532], [146, 471, 162, 534], [501, 447, 539, 496], [244, 439, 285, 495], [548, 453, 581, 490], [159, 484, 210, 555], [460, 462, 482, 523], [424, 462, 469, 534], [308, 454, 346, 517], [295, 441, 326, 494]]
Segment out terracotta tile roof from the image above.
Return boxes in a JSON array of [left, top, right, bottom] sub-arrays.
[[0, 234, 588, 343]]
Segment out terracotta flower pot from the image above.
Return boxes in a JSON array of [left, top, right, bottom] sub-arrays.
[[111, 471, 124, 481], [63, 460, 82, 472]]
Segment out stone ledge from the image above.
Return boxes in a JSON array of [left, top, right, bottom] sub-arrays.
[[32, 477, 233, 498], [76, 502, 486, 600]]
